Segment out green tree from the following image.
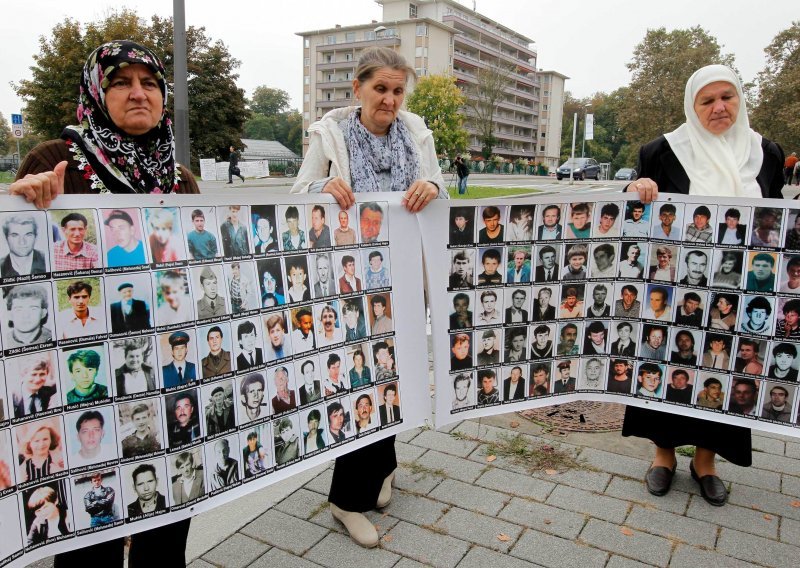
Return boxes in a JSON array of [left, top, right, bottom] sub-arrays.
[[465, 64, 514, 157], [618, 27, 735, 148], [13, 9, 248, 169], [0, 113, 11, 155], [243, 85, 302, 154], [249, 87, 291, 116], [750, 22, 800, 152], [407, 74, 468, 158]]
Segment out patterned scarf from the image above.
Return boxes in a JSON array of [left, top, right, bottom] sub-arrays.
[[345, 109, 419, 193], [62, 40, 178, 194]]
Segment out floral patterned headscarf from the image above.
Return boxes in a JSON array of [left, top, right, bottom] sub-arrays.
[[61, 40, 178, 194]]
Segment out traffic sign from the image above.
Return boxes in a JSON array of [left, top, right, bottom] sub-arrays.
[[11, 114, 22, 125], [13, 126, 24, 138]]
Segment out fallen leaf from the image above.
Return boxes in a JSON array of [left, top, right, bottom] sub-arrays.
[[763, 515, 772, 521], [497, 533, 511, 542], [620, 527, 634, 537], [545, 469, 557, 475], [510, 421, 520, 428], [792, 500, 800, 508], [543, 519, 552, 525], [486, 455, 497, 463], [541, 445, 553, 452], [382, 535, 393, 542]]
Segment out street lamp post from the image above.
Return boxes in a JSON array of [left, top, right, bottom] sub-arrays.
[[173, 0, 190, 167], [581, 103, 592, 158]]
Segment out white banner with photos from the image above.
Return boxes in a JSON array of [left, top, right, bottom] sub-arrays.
[[0, 192, 429, 567], [422, 192, 800, 436]]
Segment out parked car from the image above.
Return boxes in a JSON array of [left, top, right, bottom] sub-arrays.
[[614, 167, 637, 181], [556, 157, 601, 181]]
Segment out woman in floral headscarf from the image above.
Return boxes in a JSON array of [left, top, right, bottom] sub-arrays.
[[10, 40, 196, 568], [10, 39, 198, 207]]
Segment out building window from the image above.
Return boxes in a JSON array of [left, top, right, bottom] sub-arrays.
[[304, 57, 309, 67], [543, 104, 548, 110], [304, 76, 310, 85], [541, 132, 546, 138], [304, 38, 310, 48], [409, 3, 418, 17], [345, 91, 351, 99], [345, 53, 352, 61], [327, 73, 334, 81], [544, 90, 550, 96], [365, 30, 375, 40], [345, 32, 355, 42], [326, 35, 336, 45], [304, 94, 310, 102], [415, 67, 428, 76], [540, 145, 545, 152], [304, 111, 310, 120], [416, 24, 427, 36], [326, 92, 332, 101], [304, 130, 309, 138], [415, 46, 428, 57]]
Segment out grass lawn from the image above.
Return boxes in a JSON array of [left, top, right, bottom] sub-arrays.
[[0, 171, 16, 184], [447, 185, 540, 199]]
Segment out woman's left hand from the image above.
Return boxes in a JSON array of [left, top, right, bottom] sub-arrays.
[[403, 180, 438, 212]]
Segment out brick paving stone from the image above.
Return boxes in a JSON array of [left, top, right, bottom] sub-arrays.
[[625, 505, 717, 547], [782, 474, 800, 497], [396, 441, 428, 464], [498, 497, 586, 540], [686, 497, 777, 539], [240, 509, 329, 555], [750, 451, 800, 476], [436, 420, 464, 434], [311, 505, 399, 536], [451, 420, 517, 444], [410, 430, 481, 457], [529, 467, 612, 493], [394, 558, 432, 568], [302, 532, 400, 568], [779, 517, 800, 546], [302, 467, 333, 495], [751, 434, 785, 455], [436, 506, 523, 553], [786, 442, 800, 459], [396, 427, 422, 444], [455, 545, 542, 568], [579, 519, 672, 567], [692, 458, 781, 492], [716, 527, 800, 567], [727, 483, 800, 520], [247, 547, 324, 568], [669, 545, 754, 568], [381, 521, 470, 568], [605, 556, 656, 568], [394, 463, 445, 495], [380, 489, 448, 526], [428, 478, 509, 516], [604, 477, 689, 515], [475, 467, 555, 501], [416, 449, 487, 483], [578, 447, 650, 480], [545, 485, 629, 524], [275, 488, 330, 519], [187, 560, 216, 568], [510, 529, 607, 568], [201, 533, 269, 568]]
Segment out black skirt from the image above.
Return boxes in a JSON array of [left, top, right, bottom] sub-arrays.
[[328, 436, 396, 512], [622, 406, 752, 466]]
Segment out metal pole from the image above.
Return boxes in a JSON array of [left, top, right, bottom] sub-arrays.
[[581, 108, 586, 157], [569, 112, 577, 185], [173, 0, 191, 167]]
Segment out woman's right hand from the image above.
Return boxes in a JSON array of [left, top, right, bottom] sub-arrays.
[[626, 176, 658, 204], [322, 177, 356, 210], [8, 161, 67, 209]]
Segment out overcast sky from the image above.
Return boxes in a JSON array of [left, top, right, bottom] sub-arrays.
[[1, 0, 794, 122]]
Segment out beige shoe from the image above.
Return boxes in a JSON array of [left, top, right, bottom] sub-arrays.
[[376, 470, 395, 508], [330, 503, 379, 548]]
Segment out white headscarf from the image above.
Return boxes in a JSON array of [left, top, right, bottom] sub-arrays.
[[664, 64, 763, 197]]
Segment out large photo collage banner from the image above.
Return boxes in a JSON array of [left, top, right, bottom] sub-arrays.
[[422, 192, 800, 433], [0, 193, 429, 567]]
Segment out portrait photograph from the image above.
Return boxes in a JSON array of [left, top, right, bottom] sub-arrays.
[[64, 406, 118, 469], [326, 395, 353, 442], [503, 287, 529, 325], [677, 248, 711, 287], [448, 206, 476, 246], [8, 350, 61, 419], [48, 209, 102, 272], [205, 435, 241, 491], [359, 202, 388, 244], [197, 322, 234, 380], [750, 207, 782, 248], [634, 361, 665, 398], [588, 242, 617, 279], [0, 365, 5, 422], [278, 204, 308, 252], [182, 206, 221, 261], [351, 389, 378, 434], [301, 404, 328, 455], [474, 329, 501, 366], [505, 246, 531, 285], [710, 249, 744, 289], [239, 422, 274, 480], [152, 268, 195, 327], [233, 317, 266, 372], [1, 282, 56, 351], [218, 205, 252, 258], [143, 207, 187, 264], [784, 209, 800, 251], [272, 413, 301, 465], [556, 321, 583, 357], [164, 389, 203, 449], [367, 293, 394, 335], [582, 320, 609, 356], [70, 468, 122, 531], [642, 284, 674, 322], [0, 495, 22, 558], [578, 357, 607, 391], [262, 311, 293, 363], [533, 243, 561, 283], [362, 247, 392, 290], [0, 428, 15, 490], [760, 381, 796, 423], [101, 208, 148, 268], [585, 282, 612, 318], [236, 371, 269, 425], [558, 284, 585, 320], [564, 202, 593, 240], [341, 296, 369, 341], [506, 205, 535, 242], [530, 284, 559, 322], [767, 342, 800, 381], [591, 201, 622, 239], [534, 204, 563, 241], [561, 243, 589, 281], [120, 457, 169, 518], [0, 211, 51, 279], [776, 297, 800, 339], [448, 290, 474, 330], [476, 247, 504, 287], [377, 381, 402, 425], [683, 204, 717, 245], [284, 254, 312, 304], [500, 365, 526, 401], [332, 206, 359, 247], [607, 359, 634, 395], [116, 398, 164, 459], [715, 206, 750, 247], [308, 252, 336, 299], [13, 416, 66, 483], [306, 203, 334, 250], [256, 257, 286, 308], [608, 320, 639, 358], [779, 254, 800, 294], [250, 205, 278, 255], [168, 446, 206, 506], [552, 359, 578, 393], [451, 371, 475, 408], [664, 367, 697, 405], [529, 362, 551, 397], [289, 306, 316, 354], [650, 201, 684, 241], [110, 336, 158, 397], [613, 282, 644, 319], [54, 277, 107, 340], [745, 251, 778, 293], [295, 355, 323, 407], [673, 289, 707, 328], [20, 479, 72, 546], [158, 329, 199, 388], [738, 295, 775, 336], [528, 322, 556, 359], [700, 332, 734, 371], [639, 323, 669, 360], [372, 338, 398, 381], [448, 248, 475, 289], [345, 342, 374, 389], [617, 241, 647, 279], [732, 336, 768, 376], [706, 292, 740, 332], [313, 301, 343, 348], [333, 251, 364, 294], [59, 343, 111, 406], [667, 327, 703, 367], [201, 380, 236, 437], [104, 272, 154, 334], [223, 260, 260, 314], [647, 243, 679, 282], [191, 264, 229, 321], [621, 200, 651, 239], [727, 377, 762, 416]]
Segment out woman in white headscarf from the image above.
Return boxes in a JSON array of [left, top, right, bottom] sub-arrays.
[[624, 65, 784, 507]]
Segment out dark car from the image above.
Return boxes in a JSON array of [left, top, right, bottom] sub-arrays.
[[556, 157, 601, 181], [614, 168, 637, 181]]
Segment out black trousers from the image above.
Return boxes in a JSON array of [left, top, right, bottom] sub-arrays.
[[328, 436, 396, 512], [53, 519, 191, 568]]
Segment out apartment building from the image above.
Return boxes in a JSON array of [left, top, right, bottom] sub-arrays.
[[537, 70, 569, 170], [298, 0, 566, 166]]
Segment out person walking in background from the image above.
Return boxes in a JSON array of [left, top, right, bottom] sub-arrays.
[[785, 151, 798, 185], [228, 145, 245, 184], [454, 155, 469, 195]]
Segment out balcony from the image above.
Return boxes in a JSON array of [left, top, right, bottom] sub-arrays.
[[317, 98, 353, 109], [317, 79, 352, 89], [316, 35, 400, 51], [442, 13, 536, 58], [317, 61, 356, 72]]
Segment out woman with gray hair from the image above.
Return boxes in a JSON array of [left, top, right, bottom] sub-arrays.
[[292, 46, 447, 547]]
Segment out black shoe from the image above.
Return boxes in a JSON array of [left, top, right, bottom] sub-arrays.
[[644, 463, 676, 496], [689, 460, 728, 506], [226, 181, 232, 184]]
